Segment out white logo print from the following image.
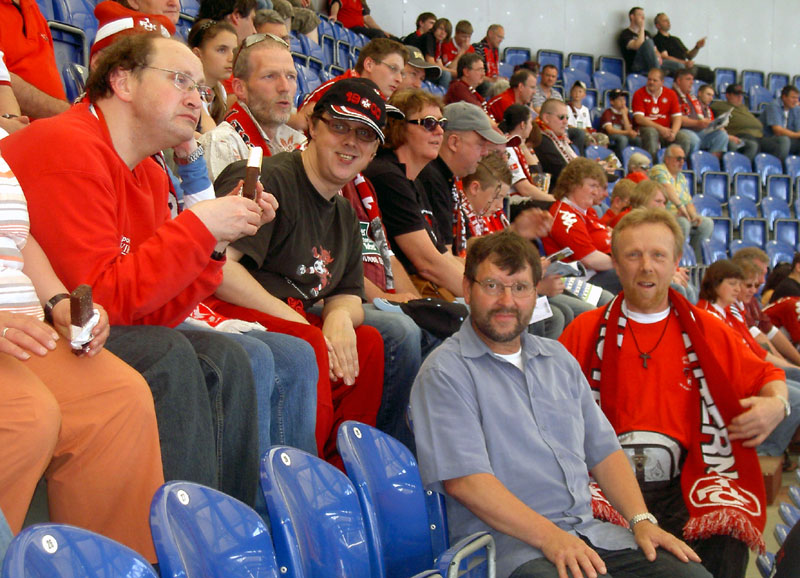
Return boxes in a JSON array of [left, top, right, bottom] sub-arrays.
[[559, 210, 578, 233]]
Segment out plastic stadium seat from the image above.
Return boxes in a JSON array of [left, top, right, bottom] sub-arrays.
[[739, 218, 767, 247], [625, 73, 646, 95], [754, 153, 784, 185], [741, 69, 765, 94], [662, 76, 673, 89], [48, 22, 87, 101], [326, 64, 346, 77], [779, 501, 800, 527], [732, 172, 761, 203], [775, 523, 789, 547], [715, 68, 736, 95], [180, 0, 199, 17], [691, 150, 721, 178], [597, 55, 624, 80], [175, 14, 194, 42], [679, 241, 696, 267], [730, 239, 763, 256], [584, 145, 617, 163], [682, 169, 696, 197], [261, 447, 374, 578], [35, 0, 55, 20], [702, 238, 728, 265], [766, 174, 792, 204], [795, 75, 800, 91], [567, 53, 594, 77], [791, 484, 800, 508], [562, 67, 592, 91], [711, 217, 732, 246], [502, 47, 530, 67], [593, 71, 622, 102], [785, 155, 800, 181], [621, 146, 651, 171], [336, 41, 353, 68], [749, 85, 773, 112], [693, 195, 722, 217], [296, 64, 321, 95], [766, 240, 795, 268], [775, 219, 800, 246], [692, 79, 703, 96], [337, 422, 496, 578], [701, 172, 729, 204], [721, 151, 752, 178], [769, 72, 790, 94], [756, 552, 775, 578], [583, 89, 598, 110], [63, 62, 87, 102], [761, 196, 792, 229], [728, 195, 759, 228], [536, 49, 563, 80], [2, 523, 158, 578], [54, 0, 97, 45], [498, 62, 514, 78], [150, 481, 279, 578]]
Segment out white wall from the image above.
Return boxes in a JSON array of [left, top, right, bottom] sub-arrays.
[[364, 0, 798, 77]]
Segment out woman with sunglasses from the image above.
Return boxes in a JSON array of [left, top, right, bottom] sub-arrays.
[[364, 88, 467, 300], [188, 19, 239, 131]]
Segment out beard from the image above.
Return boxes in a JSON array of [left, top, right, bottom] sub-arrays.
[[249, 96, 291, 128], [471, 305, 528, 344]]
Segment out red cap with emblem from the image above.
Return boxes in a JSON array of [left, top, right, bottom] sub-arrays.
[[91, 1, 175, 60]]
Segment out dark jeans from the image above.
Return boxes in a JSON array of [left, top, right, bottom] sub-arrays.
[[510, 537, 711, 577], [106, 326, 259, 507]]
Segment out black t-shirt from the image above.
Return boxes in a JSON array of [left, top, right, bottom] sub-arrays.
[[417, 156, 455, 247], [364, 148, 446, 275], [533, 134, 567, 192], [417, 30, 437, 59], [653, 33, 689, 60], [618, 28, 651, 73], [215, 150, 364, 309], [770, 277, 800, 303]]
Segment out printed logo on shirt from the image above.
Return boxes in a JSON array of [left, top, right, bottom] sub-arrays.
[[296, 245, 334, 297], [120, 235, 131, 255], [559, 209, 578, 233]]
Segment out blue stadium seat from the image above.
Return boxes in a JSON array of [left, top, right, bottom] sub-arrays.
[[621, 146, 651, 171], [767, 240, 796, 268], [682, 169, 696, 197], [567, 53, 594, 77], [502, 47, 530, 67], [584, 145, 617, 162], [35, 0, 55, 20], [756, 552, 775, 578], [62, 62, 87, 102], [775, 219, 800, 246], [779, 502, 800, 527], [740, 218, 767, 247], [761, 196, 792, 229], [749, 85, 773, 112], [593, 71, 623, 105], [741, 69, 765, 94], [693, 195, 723, 217], [785, 155, 800, 182], [767, 174, 793, 204], [337, 422, 496, 578], [701, 172, 729, 204], [691, 150, 721, 177], [498, 62, 514, 78], [626, 73, 646, 95], [733, 172, 761, 203], [54, 0, 97, 45], [537, 49, 563, 80], [728, 195, 759, 228], [2, 523, 158, 578], [337, 42, 353, 68], [661, 76, 672, 89], [679, 240, 696, 267], [597, 55, 624, 80], [562, 67, 592, 91], [180, 0, 199, 17], [49, 22, 87, 100], [327, 64, 346, 77], [791, 484, 800, 508], [711, 217, 732, 246], [795, 75, 800, 91], [768, 72, 790, 94], [702, 238, 728, 265], [730, 238, 763, 255], [714, 68, 736, 95], [721, 151, 752, 178], [692, 79, 703, 96], [583, 89, 598, 110], [150, 481, 280, 578], [775, 523, 789, 547], [753, 153, 784, 185]]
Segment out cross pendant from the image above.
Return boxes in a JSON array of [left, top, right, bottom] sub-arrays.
[[640, 352, 650, 369]]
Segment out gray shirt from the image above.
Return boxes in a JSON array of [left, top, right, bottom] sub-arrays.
[[532, 85, 563, 110], [410, 320, 637, 578]]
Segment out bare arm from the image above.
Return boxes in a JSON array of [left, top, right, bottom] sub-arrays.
[[771, 330, 800, 365], [9, 73, 69, 119], [626, 28, 646, 51], [390, 255, 422, 297], [513, 178, 556, 202], [363, 14, 384, 32], [580, 250, 613, 271], [321, 293, 363, 385], [363, 276, 419, 302], [728, 379, 788, 447], [393, 230, 465, 296]]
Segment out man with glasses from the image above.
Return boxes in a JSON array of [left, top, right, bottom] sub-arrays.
[[443, 53, 487, 110], [291, 37, 408, 131], [200, 32, 305, 180], [649, 144, 711, 261], [632, 68, 692, 159], [411, 228, 709, 578]]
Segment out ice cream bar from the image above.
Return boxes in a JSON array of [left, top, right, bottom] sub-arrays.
[[70, 284, 93, 327], [241, 146, 263, 201]]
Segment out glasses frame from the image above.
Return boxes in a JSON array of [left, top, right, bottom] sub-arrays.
[[406, 116, 448, 132], [318, 116, 379, 143], [143, 66, 213, 103], [374, 59, 406, 78], [472, 278, 535, 298]]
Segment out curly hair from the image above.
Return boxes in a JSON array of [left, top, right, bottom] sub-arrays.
[[552, 157, 607, 201], [383, 88, 443, 149]]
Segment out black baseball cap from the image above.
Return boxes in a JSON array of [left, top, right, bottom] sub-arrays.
[[726, 84, 744, 95], [314, 78, 401, 143]]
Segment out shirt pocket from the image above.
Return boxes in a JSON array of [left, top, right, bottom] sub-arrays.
[[531, 397, 586, 460]]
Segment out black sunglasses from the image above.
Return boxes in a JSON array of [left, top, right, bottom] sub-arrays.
[[406, 116, 448, 132]]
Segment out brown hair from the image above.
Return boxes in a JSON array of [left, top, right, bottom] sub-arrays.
[[455, 19, 473, 35], [355, 38, 408, 74], [86, 32, 161, 102], [699, 259, 744, 301], [232, 33, 289, 80], [610, 178, 635, 203], [384, 88, 443, 149], [628, 180, 664, 208], [611, 207, 684, 261], [552, 157, 608, 201], [465, 229, 542, 285], [463, 151, 512, 189], [433, 18, 452, 43]]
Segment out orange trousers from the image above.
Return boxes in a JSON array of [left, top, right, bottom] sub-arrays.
[[0, 340, 163, 562]]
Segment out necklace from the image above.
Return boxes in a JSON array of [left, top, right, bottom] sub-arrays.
[[626, 313, 670, 369]]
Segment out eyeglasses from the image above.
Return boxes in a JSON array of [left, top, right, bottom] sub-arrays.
[[375, 60, 406, 78], [406, 116, 448, 132], [318, 116, 379, 143], [473, 278, 535, 297], [144, 66, 213, 103]]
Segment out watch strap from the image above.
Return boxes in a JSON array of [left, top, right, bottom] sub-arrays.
[[44, 293, 70, 324], [629, 512, 658, 530]]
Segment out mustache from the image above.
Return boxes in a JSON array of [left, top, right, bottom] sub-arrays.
[[491, 307, 520, 316]]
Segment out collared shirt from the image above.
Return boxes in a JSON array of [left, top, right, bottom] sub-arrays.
[[762, 98, 800, 137], [649, 163, 690, 214], [410, 320, 636, 578], [632, 86, 681, 128]]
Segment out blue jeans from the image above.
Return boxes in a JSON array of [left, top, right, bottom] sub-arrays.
[[683, 128, 729, 155], [758, 379, 800, 456], [0, 508, 11, 568], [630, 37, 660, 74]]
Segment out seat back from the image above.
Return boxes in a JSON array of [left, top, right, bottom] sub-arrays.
[[766, 240, 795, 268], [150, 482, 279, 578], [261, 447, 372, 578], [536, 49, 563, 81], [784, 155, 800, 182], [701, 238, 729, 265], [597, 55, 624, 80], [502, 47, 530, 67], [715, 67, 736, 95], [775, 219, 800, 246], [749, 85, 773, 112], [768, 72, 790, 94], [56, 0, 97, 43], [728, 195, 760, 228], [733, 172, 761, 203], [679, 241, 697, 267], [621, 146, 651, 171], [701, 171, 729, 204], [760, 195, 792, 229], [741, 69, 765, 94], [180, 0, 199, 17], [625, 73, 646, 95], [2, 523, 158, 578], [337, 421, 435, 578], [691, 150, 721, 177], [740, 218, 767, 247], [562, 67, 592, 91], [692, 194, 722, 217], [584, 145, 616, 162], [682, 169, 697, 197], [721, 151, 752, 177], [567, 52, 593, 77], [754, 153, 784, 185]]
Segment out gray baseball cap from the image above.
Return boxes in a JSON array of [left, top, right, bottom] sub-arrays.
[[443, 101, 510, 144]]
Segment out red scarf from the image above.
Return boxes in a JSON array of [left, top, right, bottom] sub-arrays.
[[224, 101, 272, 155], [451, 177, 484, 257], [590, 290, 766, 552], [536, 116, 577, 164], [479, 38, 499, 77]]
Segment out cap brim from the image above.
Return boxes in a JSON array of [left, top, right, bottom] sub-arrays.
[[476, 127, 511, 145], [328, 104, 386, 143], [408, 58, 442, 80], [385, 104, 405, 119]]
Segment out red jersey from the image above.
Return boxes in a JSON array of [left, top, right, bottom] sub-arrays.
[[697, 300, 767, 359], [763, 297, 800, 343], [440, 39, 474, 66], [543, 199, 611, 260], [632, 86, 681, 129], [487, 88, 515, 124], [599, 207, 629, 228], [329, 0, 364, 28]]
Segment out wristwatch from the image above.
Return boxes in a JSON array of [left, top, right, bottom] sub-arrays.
[[175, 143, 204, 165], [777, 395, 791, 418], [629, 512, 658, 530]]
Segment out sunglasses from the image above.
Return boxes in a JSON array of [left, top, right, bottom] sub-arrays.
[[406, 116, 448, 132], [233, 33, 290, 68]]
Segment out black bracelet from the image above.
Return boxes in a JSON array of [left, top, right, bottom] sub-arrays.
[[44, 293, 70, 324], [211, 250, 226, 261]]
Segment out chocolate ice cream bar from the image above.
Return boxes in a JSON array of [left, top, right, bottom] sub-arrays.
[[70, 284, 93, 327], [241, 146, 263, 201]]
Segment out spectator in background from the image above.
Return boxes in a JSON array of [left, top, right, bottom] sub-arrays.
[[397, 46, 441, 91], [112, 0, 180, 24], [440, 19, 475, 71], [711, 84, 764, 161], [416, 17, 454, 87], [188, 19, 239, 127], [760, 85, 800, 161], [402, 12, 436, 46], [649, 144, 712, 262], [626, 151, 651, 182], [472, 24, 505, 96], [601, 89, 641, 159], [632, 68, 692, 158], [653, 12, 712, 82], [487, 68, 536, 124], [600, 178, 635, 227], [253, 9, 290, 42], [327, 0, 389, 40], [672, 68, 728, 156], [444, 53, 486, 110], [763, 263, 792, 305], [198, 0, 257, 41], [768, 253, 800, 303], [567, 80, 608, 148], [498, 104, 553, 202], [533, 98, 577, 190], [618, 6, 661, 75], [697, 83, 750, 159], [533, 65, 587, 154], [0, 0, 70, 118]]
